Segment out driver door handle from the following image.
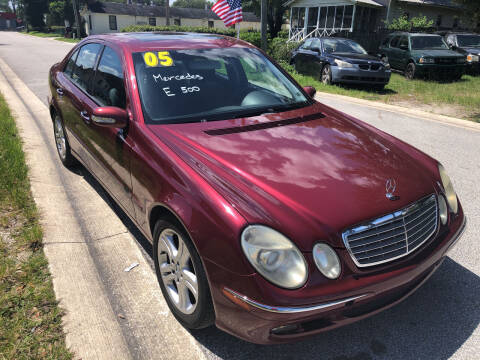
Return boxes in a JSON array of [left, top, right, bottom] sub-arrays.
[[80, 110, 90, 123], [56, 88, 64, 96]]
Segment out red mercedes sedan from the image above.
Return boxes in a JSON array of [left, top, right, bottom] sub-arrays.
[[48, 32, 466, 344]]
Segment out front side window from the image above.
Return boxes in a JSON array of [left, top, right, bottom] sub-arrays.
[[398, 36, 409, 49], [91, 46, 126, 108], [390, 36, 400, 48], [411, 36, 449, 50], [133, 48, 308, 124], [109, 15, 117, 30], [456, 34, 480, 47], [71, 43, 103, 92], [322, 39, 367, 54]]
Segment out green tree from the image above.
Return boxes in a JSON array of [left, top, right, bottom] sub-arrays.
[[244, 0, 285, 38], [172, 0, 212, 9], [25, 0, 49, 29], [48, 0, 74, 26], [0, 0, 11, 11]]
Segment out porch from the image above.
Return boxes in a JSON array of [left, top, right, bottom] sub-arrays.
[[286, 0, 385, 42]]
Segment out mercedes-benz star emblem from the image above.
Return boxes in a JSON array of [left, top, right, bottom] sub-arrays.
[[386, 179, 399, 201]]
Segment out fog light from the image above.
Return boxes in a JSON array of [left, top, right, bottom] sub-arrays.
[[313, 243, 341, 279], [438, 195, 448, 225], [271, 324, 300, 335]]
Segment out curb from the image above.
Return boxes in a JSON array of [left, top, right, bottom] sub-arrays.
[[314, 91, 480, 132]]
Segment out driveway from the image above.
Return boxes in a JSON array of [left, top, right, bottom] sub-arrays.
[[0, 32, 479, 360]]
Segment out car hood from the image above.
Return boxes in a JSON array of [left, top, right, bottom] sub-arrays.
[[147, 103, 437, 250], [411, 49, 463, 57], [332, 53, 382, 63], [459, 46, 480, 55]]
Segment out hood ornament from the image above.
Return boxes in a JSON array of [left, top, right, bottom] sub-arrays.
[[386, 179, 399, 201]]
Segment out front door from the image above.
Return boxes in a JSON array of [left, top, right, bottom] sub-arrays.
[[79, 45, 136, 217]]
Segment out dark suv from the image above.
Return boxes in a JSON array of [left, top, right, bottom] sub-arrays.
[[444, 33, 480, 73], [379, 32, 466, 80]]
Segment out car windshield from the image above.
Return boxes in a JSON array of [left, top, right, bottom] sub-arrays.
[[457, 35, 480, 47], [411, 36, 449, 50], [133, 47, 309, 124], [322, 39, 367, 54]]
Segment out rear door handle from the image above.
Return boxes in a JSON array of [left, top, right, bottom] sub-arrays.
[[56, 88, 64, 96], [80, 111, 90, 123]]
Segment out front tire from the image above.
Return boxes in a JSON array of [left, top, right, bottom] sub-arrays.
[[53, 115, 75, 167], [321, 64, 333, 85], [405, 62, 416, 80], [153, 218, 214, 329]]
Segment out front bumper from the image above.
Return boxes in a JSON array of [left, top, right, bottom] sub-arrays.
[[206, 214, 466, 344], [416, 63, 465, 76], [331, 66, 391, 85]]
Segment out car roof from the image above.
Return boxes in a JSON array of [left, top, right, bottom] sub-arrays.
[[390, 32, 442, 37], [83, 32, 253, 52], [310, 37, 352, 41]]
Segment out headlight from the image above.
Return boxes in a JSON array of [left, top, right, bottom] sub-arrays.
[[241, 225, 308, 289], [438, 164, 458, 214], [313, 243, 341, 279], [467, 54, 480, 62], [419, 57, 435, 64], [438, 195, 448, 225], [383, 62, 391, 70], [334, 59, 354, 68]]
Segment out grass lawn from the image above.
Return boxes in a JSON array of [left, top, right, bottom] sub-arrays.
[[22, 31, 81, 43], [0, 94, 72, 359], [281, 61, 480, 122]]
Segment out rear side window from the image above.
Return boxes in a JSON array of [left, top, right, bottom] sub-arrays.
[[64, 49, 79, 77], [72, 43, 103, 92], [91, 46, 126, 109], [390, 36, 401, 48], [382, 36, 391, 47]]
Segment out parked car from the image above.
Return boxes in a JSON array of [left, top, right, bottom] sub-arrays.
[[49, 32, 466, 344], [379, 32, 466, 80], [291, 37, 391, 89], [444, 32, 480, 73]]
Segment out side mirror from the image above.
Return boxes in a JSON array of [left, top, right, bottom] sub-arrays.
[[92, 106, 128, 128], [303, 86, 316, 98]]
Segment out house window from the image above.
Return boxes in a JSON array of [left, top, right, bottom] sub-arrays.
[[208, 20, 214, 28], [109, 15, 117, 30], [453, 17, 459, 28], [436, 15, 442, 27], [89, 15, 92, 30], [149, 17, 156, 26], [174, 18, 181, 26]]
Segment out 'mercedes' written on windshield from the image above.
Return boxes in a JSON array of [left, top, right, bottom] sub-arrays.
[[144, 51, 204, 97]]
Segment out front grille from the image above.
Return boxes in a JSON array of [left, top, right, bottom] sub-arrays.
[[358, 64, 381, 71], [342, 195, 438, 267], [435, 57, 455, 64]]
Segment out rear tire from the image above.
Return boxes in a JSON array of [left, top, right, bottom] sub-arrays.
[[405, 62, 416, 80], [321, 64, 333, 85], [153, 218, 214, 329], [53, 115, 75, 168]]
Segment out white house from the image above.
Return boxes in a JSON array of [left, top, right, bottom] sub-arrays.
[[81, 1, 261, 35]]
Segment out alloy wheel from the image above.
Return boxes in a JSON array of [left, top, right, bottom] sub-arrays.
[[54, 117, 67, 160], [322, 66, 331, 84], [157, 228, 199, 315]]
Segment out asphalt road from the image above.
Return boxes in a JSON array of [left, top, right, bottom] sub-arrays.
[[0, 32, 479, 360]]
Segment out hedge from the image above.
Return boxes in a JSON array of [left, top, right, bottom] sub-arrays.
[[121, 25, 300, 63]]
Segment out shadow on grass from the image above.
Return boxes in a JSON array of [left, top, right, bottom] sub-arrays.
[[336, 83, 397, 95]]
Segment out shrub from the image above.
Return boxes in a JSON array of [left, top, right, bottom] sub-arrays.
[[387, 15, 434, 32], [268, 37, 300, 63]]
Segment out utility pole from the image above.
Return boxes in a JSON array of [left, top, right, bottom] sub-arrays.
[[72, 0, 82, 39], [261, 0, 267, 50], [166, 0, 170, 26]]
